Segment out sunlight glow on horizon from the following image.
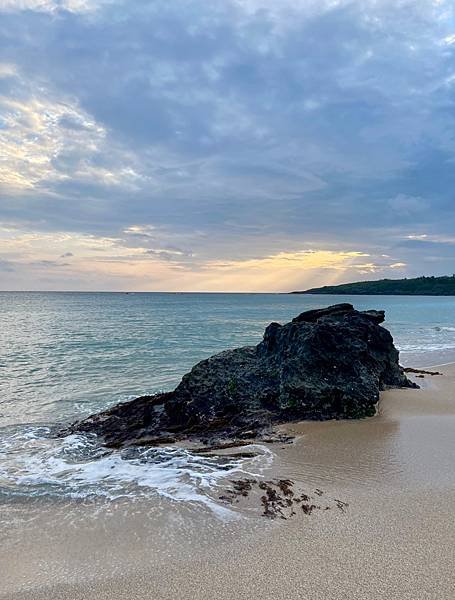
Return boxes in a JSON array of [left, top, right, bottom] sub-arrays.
[[0, 226, 408, 292]]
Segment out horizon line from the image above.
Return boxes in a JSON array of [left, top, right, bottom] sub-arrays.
[[0, 290, 289, 294]]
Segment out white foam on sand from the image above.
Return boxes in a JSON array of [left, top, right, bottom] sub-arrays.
[[0, 426, 273, 515]]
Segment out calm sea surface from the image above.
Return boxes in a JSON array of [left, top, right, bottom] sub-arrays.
[[1, 292, 455, 506]]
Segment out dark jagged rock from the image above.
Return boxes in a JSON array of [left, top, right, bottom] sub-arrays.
[[65, 304, 416, 447]]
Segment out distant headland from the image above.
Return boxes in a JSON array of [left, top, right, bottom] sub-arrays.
[[291, 275, 455, 296]]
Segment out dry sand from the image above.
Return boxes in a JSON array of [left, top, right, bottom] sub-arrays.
[[2, 364, 455, 599]]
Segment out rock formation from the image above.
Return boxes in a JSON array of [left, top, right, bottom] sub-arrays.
[[66, 304, 416, 447]]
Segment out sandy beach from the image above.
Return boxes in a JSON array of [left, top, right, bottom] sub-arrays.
[[2, 364, 455, 600]]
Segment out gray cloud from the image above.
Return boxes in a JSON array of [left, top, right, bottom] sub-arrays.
[[1, 0, 455, 288], [30, 260, 70, 268], [0, 259, 15, 272]]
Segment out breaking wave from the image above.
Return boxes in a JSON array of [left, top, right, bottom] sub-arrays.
[[0, 425, 273, 513]]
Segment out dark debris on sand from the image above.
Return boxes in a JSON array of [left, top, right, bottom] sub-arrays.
[[219, 478, 349, 519], [402, 367, 442, 377]]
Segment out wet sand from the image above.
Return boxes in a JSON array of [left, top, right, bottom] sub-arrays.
[[2, 364, 455, 599]]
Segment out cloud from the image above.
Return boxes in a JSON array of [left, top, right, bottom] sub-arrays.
[[0, 224, 420, 290], [388, 194, 430, 215], [0, 68, 148, 195], [0, 0, 455, 289], [146, 247, 193, 261], [0, 0, 110, 14], [30, 259, 70, 267], [0, 258, 14, 272]]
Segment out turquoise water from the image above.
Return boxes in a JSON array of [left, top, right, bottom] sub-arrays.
[[1, 292, 455, 505]]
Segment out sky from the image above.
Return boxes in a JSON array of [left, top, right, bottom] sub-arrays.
[[0, 0, 454, 292]]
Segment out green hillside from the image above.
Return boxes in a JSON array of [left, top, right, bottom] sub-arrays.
[[291, 275, 455, 296]]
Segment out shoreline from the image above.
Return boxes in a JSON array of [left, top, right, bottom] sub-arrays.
[[2, 363, 455, 599]]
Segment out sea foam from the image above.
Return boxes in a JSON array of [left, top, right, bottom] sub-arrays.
[[0, 425, 273, 514]]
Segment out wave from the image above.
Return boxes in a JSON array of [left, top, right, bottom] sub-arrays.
[[0, 426, 273, 515], [398, 341, 455, 352], [397, 325, 455, 353]]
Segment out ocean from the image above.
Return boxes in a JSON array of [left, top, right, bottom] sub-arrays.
[[1, 292, 455, 508]]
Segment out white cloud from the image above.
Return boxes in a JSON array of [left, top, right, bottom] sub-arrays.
[[0, 62, 17, 77], [0, 86, 104, 190], [0, 0, 109, 14], [0, 68, 149, 193]]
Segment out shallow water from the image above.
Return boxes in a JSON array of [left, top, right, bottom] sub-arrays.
[[1, 292, 455, 506]]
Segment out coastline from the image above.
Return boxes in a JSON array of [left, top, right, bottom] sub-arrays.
[[2, 364, 455, 600]]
